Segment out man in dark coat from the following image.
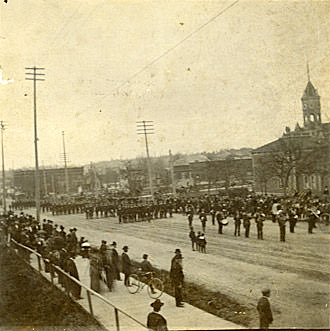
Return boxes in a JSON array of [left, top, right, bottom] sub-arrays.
[[234, 211, 241, 236], [188, 227, 196, 251], [255, 213, 265, 240], [111, 241, 121, 280], [170, 249, 184, 307], [257, 288, 273, 329], [243, 213, 251, 238], [307, 210, 318, 234], [147, 299, 168, 331], [278, 212, 287, 242], [121, 245, 132, 286], [216, 210, 224, 234]]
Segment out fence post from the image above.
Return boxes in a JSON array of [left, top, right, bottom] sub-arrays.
[[114, 307, 120, 331], [86, 290, 94, 317], [50, 267, 54, 284], [37, 255, 42, 272]]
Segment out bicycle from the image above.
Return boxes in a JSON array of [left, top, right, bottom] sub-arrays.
[[125, 269, 164, 299]]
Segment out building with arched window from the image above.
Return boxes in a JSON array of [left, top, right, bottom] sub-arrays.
[[252, 78, 330, 195]]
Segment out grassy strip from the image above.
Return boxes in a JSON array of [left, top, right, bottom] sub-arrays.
[[132, 261, 255, 327], [0, 242, 105, 330]]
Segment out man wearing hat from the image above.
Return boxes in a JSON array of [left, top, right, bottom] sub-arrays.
[[170, 249, 184, 307], [121, 245, 132, 286], [278, 211, 287, 242], [257, 288, 273, 329], [111, 241, 121, 281], [255, 213, 265, 240], [147, 299, 168, 331], [141, 254, 156, 294]]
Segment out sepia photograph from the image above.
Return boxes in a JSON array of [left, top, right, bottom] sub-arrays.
[[0, 0, 329, 330]]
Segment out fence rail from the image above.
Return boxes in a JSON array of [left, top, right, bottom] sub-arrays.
[[10, 239, 149, 331]]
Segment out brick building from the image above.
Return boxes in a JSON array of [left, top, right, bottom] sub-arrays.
[[252, 78, 330, 195], [173, 154, 253, 190], [13, 167, 84, 197]]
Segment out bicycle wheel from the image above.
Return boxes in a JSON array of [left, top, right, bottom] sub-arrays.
[[147, 277, 164, 299], [126, 274, 140, 294]]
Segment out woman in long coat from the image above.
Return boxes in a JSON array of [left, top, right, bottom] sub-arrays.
[[66, 255, 82, 299], [89, 249, 101, 293]]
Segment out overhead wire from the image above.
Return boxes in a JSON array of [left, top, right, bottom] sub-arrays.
[[93, 0, 240, 107]]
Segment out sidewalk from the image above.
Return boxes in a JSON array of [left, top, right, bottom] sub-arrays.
[[28, 250, 241, 330]]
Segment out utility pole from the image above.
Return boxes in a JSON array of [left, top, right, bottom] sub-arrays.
[[0, 121, 6, 214], [43, 168, 48, 196], [137, 120, 154, 199], [169, 149, 176, 195], [25, 66, 45, 222], [61, 131, 70, 193]]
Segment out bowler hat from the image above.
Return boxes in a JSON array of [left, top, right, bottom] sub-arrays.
[[151, 299, 164, 309], [174, 248, 181, 254], [123, 245, 128, 250], [261, 287, 271, 295]]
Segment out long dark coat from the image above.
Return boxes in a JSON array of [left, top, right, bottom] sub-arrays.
[[66, 257, 81, 299], [121, 252, 131, 275]]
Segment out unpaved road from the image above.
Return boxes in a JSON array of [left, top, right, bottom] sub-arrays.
[[36, 211, 329, 329]]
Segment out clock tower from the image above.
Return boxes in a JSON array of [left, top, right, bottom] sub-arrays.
[[301, 77, 321, 128]]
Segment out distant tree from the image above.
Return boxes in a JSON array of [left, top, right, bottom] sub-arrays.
[[267, 137, 304, 195], [254, 156, 276, 194], [264, 136, 329, 195]]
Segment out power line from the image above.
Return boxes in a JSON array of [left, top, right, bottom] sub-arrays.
[[96, 0, 240, 105]]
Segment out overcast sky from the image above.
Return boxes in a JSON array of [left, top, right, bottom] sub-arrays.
[[0, 0, 329, 169]]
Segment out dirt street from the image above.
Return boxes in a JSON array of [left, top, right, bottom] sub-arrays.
[[36, 211, 330, 329]]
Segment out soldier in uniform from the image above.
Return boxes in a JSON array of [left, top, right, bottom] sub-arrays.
[[307, 209, 318, 234], [199, 209, 207, 233], [188, 227, 196, 251], [117, 204, 122, 223], [255, 213, 265, 240], [278, 211, 287, 242], [288, 208, 297, 233], [234, 210, 241, 237], [243, 213, 251, 238], [216, 210, 224, 234], [187, 208, 194, 227], [210, 204, 216, 226]]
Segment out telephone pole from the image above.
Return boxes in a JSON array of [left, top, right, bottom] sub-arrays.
[[0, 121, 6, 214], [137, 120, 154, 199], [169, 149, 176, 195], [25, 66, 45, 222], [61, 131, 70, 193]]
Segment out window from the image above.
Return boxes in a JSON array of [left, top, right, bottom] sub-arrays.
[[309, 114, 316, 122]]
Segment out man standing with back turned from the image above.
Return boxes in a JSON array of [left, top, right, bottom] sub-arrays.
[[257, 288, 273, 330]]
